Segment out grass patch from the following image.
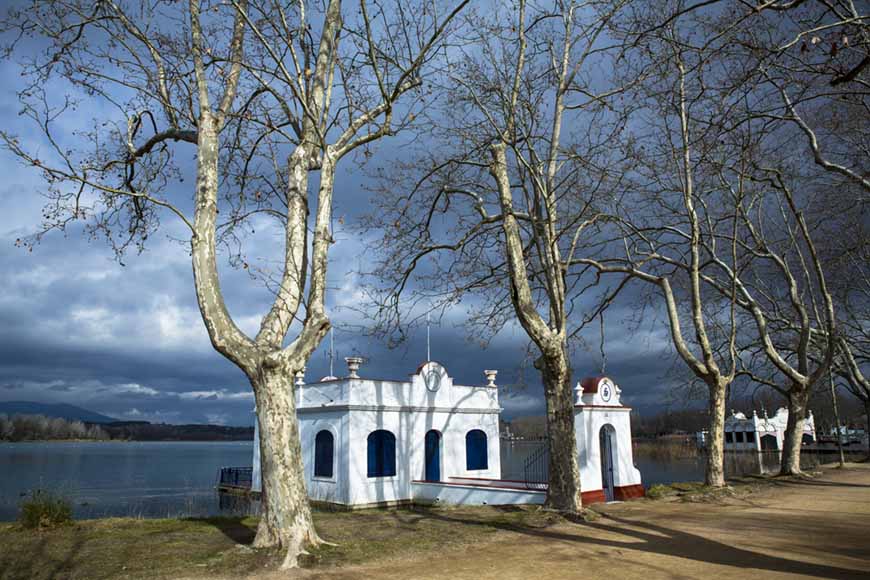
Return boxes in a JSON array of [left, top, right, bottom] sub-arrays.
[[18, 489, 73, 530], [306, 505, 558, 568], [645, 481, 728, 501], [0, 505, 560, 579], [0, 516, 269, 580]]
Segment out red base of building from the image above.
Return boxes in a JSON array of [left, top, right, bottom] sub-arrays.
[[581, 489, 606, 504], [614, 484, 645, 501], [582, 484, 645, 505]]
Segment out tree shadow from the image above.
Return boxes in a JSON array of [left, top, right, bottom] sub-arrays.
[[1, 530, 88, 580], [419, 509, 867, 579], [188, 516, 257, 545], [768, 475, 870, 489]]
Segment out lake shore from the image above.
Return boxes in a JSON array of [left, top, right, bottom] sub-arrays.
[[1, 461, 868, 580]]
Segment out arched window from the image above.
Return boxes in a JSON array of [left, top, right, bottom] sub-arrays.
[[466, 429, 488, 470], [367, 430, 396, 477], [314, 430, 334, 478]]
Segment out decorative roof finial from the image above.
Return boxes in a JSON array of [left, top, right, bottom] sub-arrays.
[[574, 381, 585, 404], [345, 356, 364, 378]]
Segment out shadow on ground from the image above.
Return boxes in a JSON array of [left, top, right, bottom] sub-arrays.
[[189, 516, 257, 545], [417, 502, 867, 580]]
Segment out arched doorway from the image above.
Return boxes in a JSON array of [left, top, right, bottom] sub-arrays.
[[425, 430, 441, 481], [760, 434, 778, 451], [599, 425, 616, 502]]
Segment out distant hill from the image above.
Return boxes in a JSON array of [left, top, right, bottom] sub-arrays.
[[0, 401, 117, 423]]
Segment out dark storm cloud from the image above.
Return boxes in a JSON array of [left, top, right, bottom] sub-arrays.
[[0, 34, 686, 426]]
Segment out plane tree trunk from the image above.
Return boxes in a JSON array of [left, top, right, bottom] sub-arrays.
[[865, 399, 870, 457], [781, 387, 810, 475], [250, 363, 321, 567], [705, 381, 727, 487], [491, 142, 583, 512], [537, 349, 582, 512]]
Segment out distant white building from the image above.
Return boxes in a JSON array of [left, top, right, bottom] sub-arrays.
[[830, 425, 867, 445], [250, 360, 642, 507], [724, 407, 816, 451]]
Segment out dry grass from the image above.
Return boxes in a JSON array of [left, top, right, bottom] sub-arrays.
[[632, 438, 700, 460], [0, 516, 268, 580], [0, 505, 557, 580]]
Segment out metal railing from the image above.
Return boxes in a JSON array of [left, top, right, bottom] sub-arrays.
[[218, 466, 253, 489], [522, 444, 549, 491]]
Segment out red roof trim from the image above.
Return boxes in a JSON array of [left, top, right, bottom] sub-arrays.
[[580, 376, 607, 394]]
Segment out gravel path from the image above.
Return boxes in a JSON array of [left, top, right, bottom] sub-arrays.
[[291, 462, 870, 580]]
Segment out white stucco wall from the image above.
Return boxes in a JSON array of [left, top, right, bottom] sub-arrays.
[[411, 481, 545, 506], [342, 405, 501, 506], [298, 411, 349, 504], [573, 377, 642, 493], [254, 361, 501, 507]]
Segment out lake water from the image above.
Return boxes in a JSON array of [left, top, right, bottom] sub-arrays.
[[0, 441, 252, 521], [0, 440, 855, 521]]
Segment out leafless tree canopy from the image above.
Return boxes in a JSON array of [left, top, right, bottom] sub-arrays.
[[2, 0, 467, 567], [361, 0, 867, 484]]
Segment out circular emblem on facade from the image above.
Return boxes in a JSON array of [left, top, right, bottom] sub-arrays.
[[600, 379, 613, 402], [425, 369, 442, 392]]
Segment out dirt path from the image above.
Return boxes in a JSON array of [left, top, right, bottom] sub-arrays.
[[294, 463, 870, 580]]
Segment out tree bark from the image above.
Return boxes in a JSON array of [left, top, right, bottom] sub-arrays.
[[865, 399, 870, 457], [251, 363, 321, 568], [705, 381, 727, 487], [829, 373, 845, 468], [780, 387, 809, 475], [489, 142, 582, 511], [536, 349, 582, 512]]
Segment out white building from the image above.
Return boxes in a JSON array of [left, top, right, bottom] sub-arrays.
[[250, 360, 642, 507], [724, 407, 816, 451], [574, 376, 644, 503]]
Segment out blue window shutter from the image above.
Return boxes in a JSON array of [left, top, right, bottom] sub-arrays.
[[384, 431, 396, 476], [367, 432, 377, 476], [466, 430, 488, 470], [314, 430, 333, 478], [367, 430, 396, 477]]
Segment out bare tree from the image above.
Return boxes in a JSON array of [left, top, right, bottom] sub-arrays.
[[363, 0, 632, 512], [598, 0, 863, 479], [829, 247, 870, 454], [706, 0, 864, 475], [1, 0, 465, 566], [574, 12, 745, 487]]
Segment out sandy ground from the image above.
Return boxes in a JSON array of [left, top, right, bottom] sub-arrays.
[[287, 463, 870, 580]]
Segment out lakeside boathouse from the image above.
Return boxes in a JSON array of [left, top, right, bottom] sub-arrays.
[[723, 407, 817, 452], [242, 359, 643, 508]]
